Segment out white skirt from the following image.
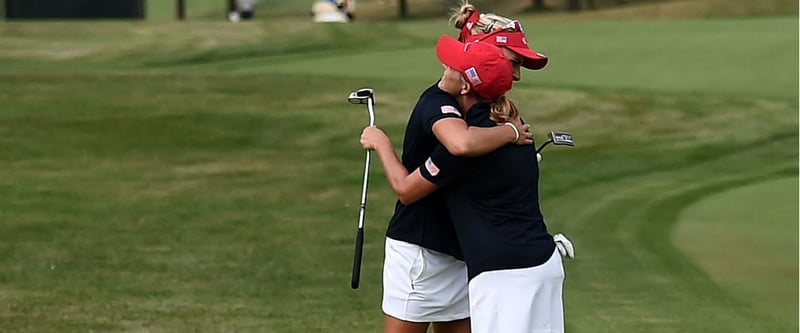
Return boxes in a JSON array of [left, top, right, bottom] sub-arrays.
[[382, 237, 470, 322], [468, 249, 564, 333]]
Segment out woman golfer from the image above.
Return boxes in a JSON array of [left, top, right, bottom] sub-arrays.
[[362, 35, 565, 333], [452, 2, 549, 83], [377, 26, 533, 333]]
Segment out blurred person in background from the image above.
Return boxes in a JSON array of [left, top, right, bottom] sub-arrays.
[[312, 0, 355, 22], [229, 0, 256, 21]]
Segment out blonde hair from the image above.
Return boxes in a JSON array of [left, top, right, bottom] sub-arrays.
[[457, 77, 517, 123], [487, 95, 519, 124], [450, 1, 517, 36]]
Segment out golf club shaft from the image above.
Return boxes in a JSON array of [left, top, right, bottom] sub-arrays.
[[367, 98, 375, 127], [351, 96, 374, 289], [536, 140, 553, 154], [351, 144, 370, 289]]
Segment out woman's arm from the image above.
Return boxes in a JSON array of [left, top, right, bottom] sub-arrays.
[[360, 126, 438, 204], [431, 116, 531, 157]]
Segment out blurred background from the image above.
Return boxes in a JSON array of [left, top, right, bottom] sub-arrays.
[[2, 0, 797, 20]]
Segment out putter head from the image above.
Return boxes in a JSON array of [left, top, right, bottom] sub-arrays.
[[548, 131, 574, 147], [348, 88, 374, 104]]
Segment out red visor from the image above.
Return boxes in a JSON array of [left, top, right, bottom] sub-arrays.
[[464, 31, 548, 70], [458, 10, 549, 70]]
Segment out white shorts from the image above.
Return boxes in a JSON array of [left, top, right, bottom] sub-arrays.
[[468, 249, 564, 333], [381, 237, 470, 322]]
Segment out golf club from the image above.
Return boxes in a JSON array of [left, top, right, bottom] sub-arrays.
[[536, 131, 574, 161], [348, 88, 375, 290]]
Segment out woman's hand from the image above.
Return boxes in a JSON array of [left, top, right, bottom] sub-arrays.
[[360, 126, 392, 151], [508, 117, 533, 145]]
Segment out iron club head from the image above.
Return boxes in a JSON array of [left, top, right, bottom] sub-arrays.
[[348, 88, 374, 104]]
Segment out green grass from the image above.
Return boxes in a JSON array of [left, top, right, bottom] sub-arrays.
[[0, 2, 797, 332], [674, 177, 799, 328]]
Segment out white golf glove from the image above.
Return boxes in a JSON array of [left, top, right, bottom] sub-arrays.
[[553, 233, 574, 260]]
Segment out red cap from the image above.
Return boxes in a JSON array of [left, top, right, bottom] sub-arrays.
[[458, 10, 549, 70], [435, 35, 513, 100]]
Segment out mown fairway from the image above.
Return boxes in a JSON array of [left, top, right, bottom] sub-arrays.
[[0, 3, 797, 332]]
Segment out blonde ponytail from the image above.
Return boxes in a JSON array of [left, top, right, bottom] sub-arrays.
[[450, 1, 476, 29], [488, 95, 519, 124], [450, 1, 517, 36]]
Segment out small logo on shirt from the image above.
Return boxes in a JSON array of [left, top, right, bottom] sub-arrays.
[[496, 36, 507, 44], [424, 157, 440, 176], [465, 67, 481, 86], [440, 105, 461, 116]]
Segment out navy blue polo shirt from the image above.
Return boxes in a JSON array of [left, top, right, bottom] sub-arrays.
[[420, 102, 556, 280], [386, 82, 465, 260]]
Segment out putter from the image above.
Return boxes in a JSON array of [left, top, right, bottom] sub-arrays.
[[536, 131, 574, 162], [348, 88, 375, 290], [536, 131, 574, 154]]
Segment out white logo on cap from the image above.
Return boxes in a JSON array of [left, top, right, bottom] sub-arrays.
[[496, 36, 507, 44], [522, 37, 528, 45], [465, 67, 482, 86]]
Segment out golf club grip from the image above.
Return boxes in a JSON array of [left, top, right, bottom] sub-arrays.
[[351, 228, 364, 289]]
